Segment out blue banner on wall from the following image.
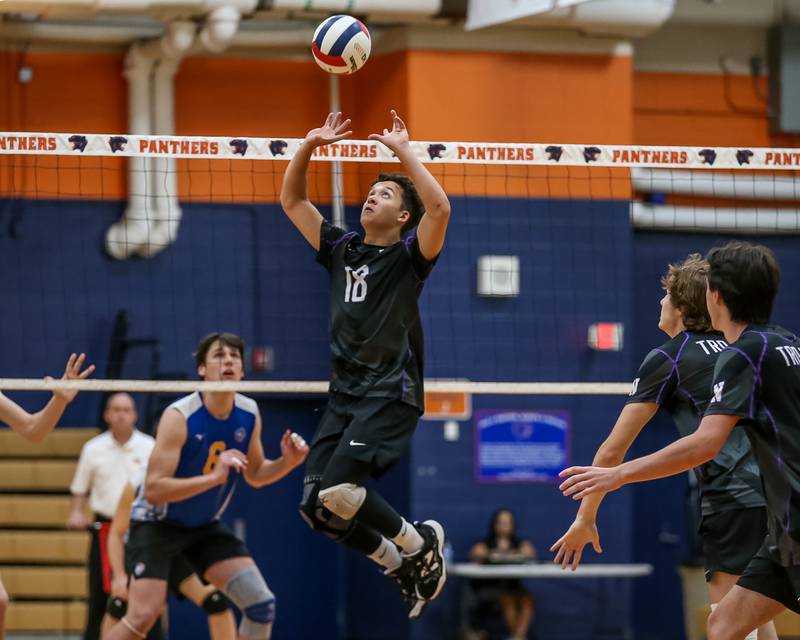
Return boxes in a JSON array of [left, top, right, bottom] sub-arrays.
[[476, 410, 570, 482]]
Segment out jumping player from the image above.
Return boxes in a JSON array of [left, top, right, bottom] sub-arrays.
[[550, 254, 775, 639], [559, 242, 800, 640], [280, 110, 451, 617], [103, 333, 308, 640]]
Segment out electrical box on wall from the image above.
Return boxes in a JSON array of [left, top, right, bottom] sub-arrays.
[[477, 255, 520, 297], [769, 24, 800, 134]]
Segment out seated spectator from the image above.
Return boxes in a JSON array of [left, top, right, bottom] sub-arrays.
[[469, 509, 536, 640]]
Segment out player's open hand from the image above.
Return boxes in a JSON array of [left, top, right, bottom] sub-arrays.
[[50, 353, 95, 403], [368, 109, 410, 152], [212, 449, 248, 484], [559, 465, 624, 500], [305, 112, 352, 148], [549, 518, 602, 571], [280, 429, 309, 468]]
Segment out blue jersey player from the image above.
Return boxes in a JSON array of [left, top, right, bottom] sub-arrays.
[[104, 333, 308, 640]]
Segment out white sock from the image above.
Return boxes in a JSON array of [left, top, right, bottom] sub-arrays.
[[368, 537, 402, 573], [391, 519, 424, 555], [744, 631, 757, 640]]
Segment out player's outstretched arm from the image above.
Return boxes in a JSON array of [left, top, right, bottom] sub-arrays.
[[550, 402, 657, 570], [107, 482, 136, 599], [144, 409, 246, 503], [559, 413, 739, 500], [244, 413, 308, 488], [280, 112, 353, 250], [369, 109, 451, 260], [0, 353, 95, 443]]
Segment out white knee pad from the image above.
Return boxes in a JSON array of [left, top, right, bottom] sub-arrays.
[[318, 483, 366, 520], [223, 566, 275, 639]]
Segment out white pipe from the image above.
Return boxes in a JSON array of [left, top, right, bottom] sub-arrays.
[[199, 5, 241, 53], [96, 0, 257, 11], [632, 168, 800, 201], [329, 73, 345, 229], [105, 43, 156, 260], [270, 0, 440, 13], [631, 203, 800, 235]]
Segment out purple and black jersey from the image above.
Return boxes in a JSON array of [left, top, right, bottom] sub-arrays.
[[705, 325, 800, 566], [316, 220, 437, 412], [627, 331, 764, 516]]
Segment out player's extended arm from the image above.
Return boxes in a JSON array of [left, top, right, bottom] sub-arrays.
[[244, 414, 308, 488], [559, 414, 739, 500], [0, 353, 95, 442], [550, 402, 657, 570], [369, 110, 451, 260], [144, 409, 245, 503], [280, 112, 353, 250], [107, 482, 136, 591]]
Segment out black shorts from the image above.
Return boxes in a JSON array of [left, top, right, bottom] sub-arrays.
[[700, 507, 767, 580], [304, 392, 419, 482], [126, 520, 249, 583], [738, 540, 800, 614]]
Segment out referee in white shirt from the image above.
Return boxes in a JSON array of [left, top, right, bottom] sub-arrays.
[[67, 393, 155, 640]]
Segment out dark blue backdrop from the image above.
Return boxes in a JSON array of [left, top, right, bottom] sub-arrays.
[[4, 195, 800, 639]]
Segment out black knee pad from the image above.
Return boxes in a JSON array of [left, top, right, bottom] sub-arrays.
[[299, 480, 352, 541], [106, 596, 128, 620], [201, 590, 230, 615]]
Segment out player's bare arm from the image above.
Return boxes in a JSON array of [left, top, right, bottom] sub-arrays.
[[244, 413, 308, 488], [144, 408, 246, 503], [0, 353, 95, 442], [559, 413, 739, 500], [369, 109, 451, 260], [107, 482, 136, 599], [550, 402, 658, 570], [280, 111, 353, 250]]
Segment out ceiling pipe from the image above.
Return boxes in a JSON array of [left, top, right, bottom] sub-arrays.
[[105, 20, 196, 260], [199, 4, 241, 52]]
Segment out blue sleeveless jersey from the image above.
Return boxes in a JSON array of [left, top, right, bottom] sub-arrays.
[[130, 392, 257, 527]]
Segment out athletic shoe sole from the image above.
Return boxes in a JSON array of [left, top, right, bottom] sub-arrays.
[[420, 519, 447, 601]]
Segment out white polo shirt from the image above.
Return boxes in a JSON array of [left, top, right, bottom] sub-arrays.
[[70, 430, 155, 519]]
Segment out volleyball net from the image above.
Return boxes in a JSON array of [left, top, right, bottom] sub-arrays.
[[1, 131, 798, 401]]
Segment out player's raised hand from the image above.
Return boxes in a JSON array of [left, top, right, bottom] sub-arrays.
[[50, 353, 95, 403], [305, 112, 352, 148], [280, 429, 309, 467], [559, 465, 624, 500], [549, 518, 602, 571], [368, 109, 410, 152]]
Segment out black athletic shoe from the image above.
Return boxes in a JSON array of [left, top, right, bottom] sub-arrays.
[[409, 519, 447, 602], [386, 557, 427, 619]]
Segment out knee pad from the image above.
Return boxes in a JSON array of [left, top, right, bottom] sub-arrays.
[[222, 566, 275, 639], [201, 590, 229, 615], [299, 481, 354, 541], [106, 596, 128, 620], [318, 482, 366, 520]]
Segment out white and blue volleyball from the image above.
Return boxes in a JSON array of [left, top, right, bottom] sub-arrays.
[[311, 15, 371, 75]]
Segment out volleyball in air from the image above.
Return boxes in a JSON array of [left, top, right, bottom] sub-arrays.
[[311, 15, 371, 75]]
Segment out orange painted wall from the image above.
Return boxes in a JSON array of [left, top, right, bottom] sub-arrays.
[[634, 71, 800, 148]]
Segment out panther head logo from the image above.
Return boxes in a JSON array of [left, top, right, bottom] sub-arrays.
[[269, 140, 288, 157], [545, 145, 563, 162], [68, 135, 88, 152], [736, 149, 754, 166], [427, 144, 446, 160], [109, 136, 128, 153], [583, 146, 601, 163], [699, 149, 717, 166], [229, 139, 248, 156]]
